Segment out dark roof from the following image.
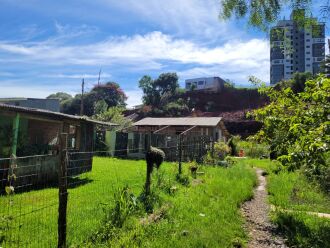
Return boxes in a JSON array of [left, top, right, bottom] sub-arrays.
[[0, 103, 117, 126], [133, 117, 223, 127]]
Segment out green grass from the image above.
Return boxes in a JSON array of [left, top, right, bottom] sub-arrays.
[[1, 157, 257, 248], [241, 158, 330, 248]]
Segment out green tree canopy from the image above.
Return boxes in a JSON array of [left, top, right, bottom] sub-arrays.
[[251, 75, 330, 190], [49, 82, 127, 116], [47, 92, 72, 101], [138, 72, 179, 107], [219, 0, 330, 30]]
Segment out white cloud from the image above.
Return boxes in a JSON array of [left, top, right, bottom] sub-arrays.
[[0, 80, 77, 98], [0, 31, 269, 71], [125, 89, 143, 107], [44, 73, 112, 79]]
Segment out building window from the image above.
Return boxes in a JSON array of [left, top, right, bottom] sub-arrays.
[[306, 64, 310, 67], [306, 39, 310, 42], [306, 45, 310, 48], [198, 81, 204, 85]]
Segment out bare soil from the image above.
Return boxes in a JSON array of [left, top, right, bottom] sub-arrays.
[[241, 169, 288, 248]]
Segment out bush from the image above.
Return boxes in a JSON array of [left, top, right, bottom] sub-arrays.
[[227, 136, 240, 156], [237, 141, 269, 158], [214, 141, 231, 160]]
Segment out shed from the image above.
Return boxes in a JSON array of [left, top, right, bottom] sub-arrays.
[[0, 104, 115, 192], [132, 117, 229, 140], [125, 117, 229, 159]]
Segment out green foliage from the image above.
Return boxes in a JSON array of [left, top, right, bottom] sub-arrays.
[[219, 1, 327, 30], [93, 106, 132, 130], [0, 158, 257, 247], [237, 140, 269, 158], [50, 82, 127, 116], [274, 212, 330, 248], [239, 158, 330, 248], [175, 173, 190, 186], [227, 135, 240, 156], [138, 72, 189, 116], [214, 141, 231, 160], [275, 72, 313, 94], [252, 75, 330, 190], [47, 92, 72, 102]]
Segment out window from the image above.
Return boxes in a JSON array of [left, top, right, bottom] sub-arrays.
[[306, 52, 310, 54], [198, 81, 204, 85], [306, 64, 310, 67], [306, 58, 310, 60], [306, 39, 310, 42], [306, 45, 310, 48]]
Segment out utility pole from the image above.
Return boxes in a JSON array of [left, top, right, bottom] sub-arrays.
[[80, 78, 85, 116], [97, 68, 102, 86]]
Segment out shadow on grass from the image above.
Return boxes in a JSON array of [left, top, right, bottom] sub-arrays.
[[68, 177, 93, 189], [275, 212, 330, 248]]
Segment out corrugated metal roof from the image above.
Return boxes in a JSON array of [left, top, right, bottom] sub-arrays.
[[133, 117, 223, 127], [0, 103, 117, 126]]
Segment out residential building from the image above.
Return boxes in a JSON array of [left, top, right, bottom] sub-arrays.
[[0, 98, 60, 112], [270, 9, 325, 84], [185, 77, 225, 92]]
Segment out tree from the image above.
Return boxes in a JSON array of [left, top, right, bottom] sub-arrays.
[[275, 72, 313, 93], [47, 92, 72, 101], [93, 106, 132, 131], [49, 81, 127, 116], [138, 72, 183, 115], [219, 0, 330, 30], [90, 82, 127, 108], [139, 75, 160, 106], [252, 75, 330, 190], [321, 54, 330, 77]]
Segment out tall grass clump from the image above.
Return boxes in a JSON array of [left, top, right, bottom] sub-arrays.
[[273, 212, 330, 248]]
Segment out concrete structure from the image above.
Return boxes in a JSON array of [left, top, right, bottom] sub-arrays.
[[185, 77, 225, 92], [0, 98, 60, 112], [270, 9, 325, 84], [0, 104, 115, 192]]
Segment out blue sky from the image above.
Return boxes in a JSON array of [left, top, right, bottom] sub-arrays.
[[0, 0, 329, 106]]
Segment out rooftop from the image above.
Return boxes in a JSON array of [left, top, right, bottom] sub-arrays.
[[0, 103, 116, 126], [133, 117, 223, 127]]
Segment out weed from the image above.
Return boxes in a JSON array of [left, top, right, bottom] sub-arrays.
[[175, 173, 190, 186]]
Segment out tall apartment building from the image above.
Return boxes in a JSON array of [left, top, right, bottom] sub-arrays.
[[270, 10, 325, 85]]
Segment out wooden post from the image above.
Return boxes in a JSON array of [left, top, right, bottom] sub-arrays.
[[178, 135, 182, 174], [58, 133, 68, 248], [11, 113, 20, 157]]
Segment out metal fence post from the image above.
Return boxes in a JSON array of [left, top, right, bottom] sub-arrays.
[[58, 133, 68, 248]]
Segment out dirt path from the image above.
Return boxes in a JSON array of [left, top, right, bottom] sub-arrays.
[[241, 169, 287, 248]]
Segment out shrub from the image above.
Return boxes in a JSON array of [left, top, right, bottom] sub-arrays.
[[227, 136, 241, 156], [214, 141, 231, 160], [237, 141, 269, 158]]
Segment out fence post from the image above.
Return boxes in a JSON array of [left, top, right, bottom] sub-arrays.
[[178, 135, 182, 174], [58, 133, 68, 248]]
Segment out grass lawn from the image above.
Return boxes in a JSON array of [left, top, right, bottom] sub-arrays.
[[1, 157, 257, 248], [241, 158, 330, 248]]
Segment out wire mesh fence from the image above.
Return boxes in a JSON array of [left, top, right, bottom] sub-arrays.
[[0, 133, 214, 247]]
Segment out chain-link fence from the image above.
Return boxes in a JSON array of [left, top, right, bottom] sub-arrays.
[[0, 133, 214, 247]]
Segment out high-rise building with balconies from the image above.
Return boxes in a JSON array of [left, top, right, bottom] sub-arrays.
[[270, 9, 325, 85]]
